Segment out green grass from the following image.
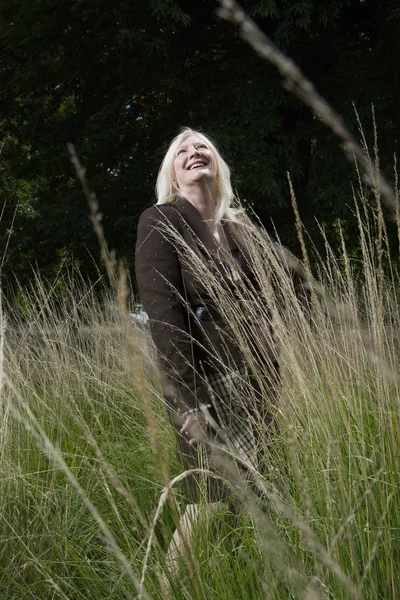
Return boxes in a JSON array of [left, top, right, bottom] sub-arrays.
[[1, 191, 400, 599]]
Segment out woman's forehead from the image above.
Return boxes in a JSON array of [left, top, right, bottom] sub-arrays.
[[177, 134, 206, 148]]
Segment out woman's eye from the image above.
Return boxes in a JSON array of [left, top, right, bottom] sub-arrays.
[[177, 148, 186, 155], [197, 144, 207, 149]]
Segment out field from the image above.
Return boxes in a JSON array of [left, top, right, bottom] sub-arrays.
[[1, 178, 399, 600]]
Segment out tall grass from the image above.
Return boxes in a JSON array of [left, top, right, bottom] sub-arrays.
[[0, 278, 175, 598], [1, 163, 399, 599]]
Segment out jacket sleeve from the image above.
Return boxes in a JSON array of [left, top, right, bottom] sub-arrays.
[[135, 205, 207, 413], [248, 222, 312, 311]]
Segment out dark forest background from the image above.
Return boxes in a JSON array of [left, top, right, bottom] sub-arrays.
[[1, 0, 399, 298]]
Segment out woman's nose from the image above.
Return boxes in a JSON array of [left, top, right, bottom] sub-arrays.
[[189, 146, 201, 157]]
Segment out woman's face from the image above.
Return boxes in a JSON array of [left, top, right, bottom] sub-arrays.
[[172, 135, 217, 190]]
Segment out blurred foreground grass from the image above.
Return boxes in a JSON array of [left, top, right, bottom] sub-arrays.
[[1, 198, 400, 599]]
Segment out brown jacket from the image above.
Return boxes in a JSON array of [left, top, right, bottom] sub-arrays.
[[135, 197, 273, 414]]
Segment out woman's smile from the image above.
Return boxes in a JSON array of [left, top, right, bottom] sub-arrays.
[[188, 159, 208, 170]]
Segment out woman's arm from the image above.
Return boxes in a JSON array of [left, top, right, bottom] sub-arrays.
[[135, 205, 208, 414]]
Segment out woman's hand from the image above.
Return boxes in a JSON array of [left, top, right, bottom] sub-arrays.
[[180, 411, 209, 445]]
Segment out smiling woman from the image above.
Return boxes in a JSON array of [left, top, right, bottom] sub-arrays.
[[135, 127, 281, 569], [155, 128, 236, 223]]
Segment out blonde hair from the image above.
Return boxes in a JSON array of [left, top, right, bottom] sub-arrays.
[[155, 127, 242, 223]]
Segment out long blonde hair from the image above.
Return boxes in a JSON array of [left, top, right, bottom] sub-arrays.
[[155, 128, 242, 223]]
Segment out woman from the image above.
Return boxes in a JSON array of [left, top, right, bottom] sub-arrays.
[[135, 128, 280, 564]]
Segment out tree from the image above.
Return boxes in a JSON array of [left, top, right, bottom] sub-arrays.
[[0, 0, 399, 294]]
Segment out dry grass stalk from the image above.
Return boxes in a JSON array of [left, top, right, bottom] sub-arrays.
[[68, 148, 206, 599]]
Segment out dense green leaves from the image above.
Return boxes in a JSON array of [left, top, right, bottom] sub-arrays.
[[0, 0, 399, 293]]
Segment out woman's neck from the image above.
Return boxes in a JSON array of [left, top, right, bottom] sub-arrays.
[[178, 181, 217, 221]]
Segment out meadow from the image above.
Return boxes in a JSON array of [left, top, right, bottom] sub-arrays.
[[1, 162, 399, 600]]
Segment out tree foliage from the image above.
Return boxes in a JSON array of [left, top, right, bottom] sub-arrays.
[[1, 0, 399, 294]]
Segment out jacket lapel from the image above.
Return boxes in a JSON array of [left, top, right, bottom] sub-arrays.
[[173, 197, 220, 257], [172, 196, 255, 281], [174, 196, 238, 255]]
